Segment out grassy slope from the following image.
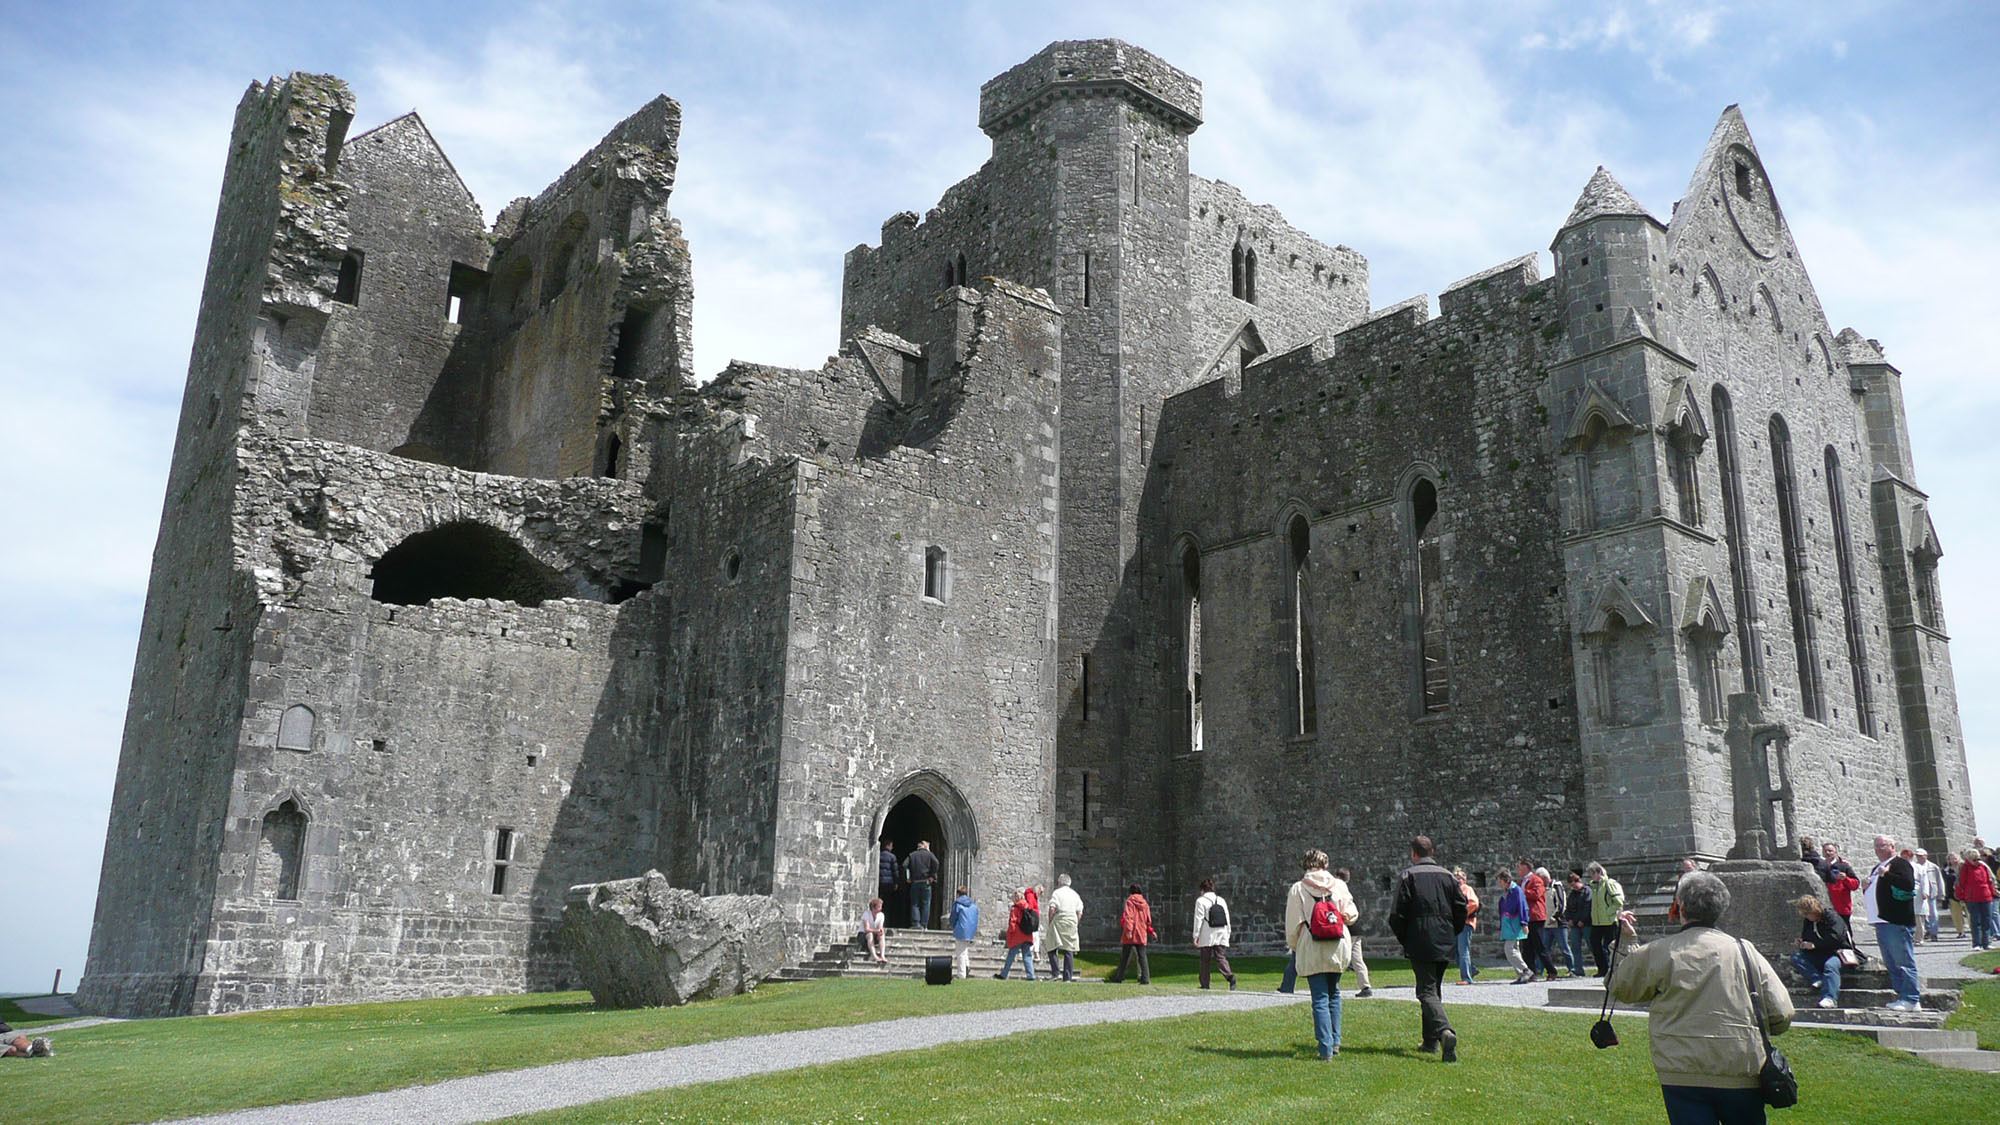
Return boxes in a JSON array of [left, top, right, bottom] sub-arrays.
[[6, 979, 1124, 1125], [1, 998, 70, 1030], [1946, 979, 2000, 1050], [514, 998, 1998, 1124]]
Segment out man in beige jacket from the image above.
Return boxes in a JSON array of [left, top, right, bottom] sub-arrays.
[[1609, 870, 1793, 1123]]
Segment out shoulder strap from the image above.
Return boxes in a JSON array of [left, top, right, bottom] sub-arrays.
[[1734, 937, 1776, 1061]]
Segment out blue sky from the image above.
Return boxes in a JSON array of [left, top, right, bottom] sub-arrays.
[[3, 2, 1996, 992]]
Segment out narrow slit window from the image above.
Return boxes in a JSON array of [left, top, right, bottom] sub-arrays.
[[1081, 772, 1091, 832], [1183, 545, 1203, 753], [1289, 515, 1318, 735], [258, 799, 306, 900], [1411, 479, 1450, 713], [1132, 142, 1141, 201], [491, 828, 516, 895], [1079, 652, 1091, 723], [1712, 386, 1766, 698], [1081, 251, 1092, 308], [1770, 415, 1825, 720], [601, 432, 622, 479], [334, 251, 363, 305], [610, 306, 653, 380], [923, 545, 948, 602], [446, 262, 487, 325], [1824, 448, 1874, 735]]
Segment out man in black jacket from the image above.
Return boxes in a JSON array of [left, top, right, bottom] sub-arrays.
[[904, 840, 941, 928], [1868, 834, 1921, 1011], [1388, 834, 1469, 1062]]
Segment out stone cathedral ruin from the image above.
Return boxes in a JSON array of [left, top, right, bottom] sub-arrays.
[[81, 40, 1974, 1015]]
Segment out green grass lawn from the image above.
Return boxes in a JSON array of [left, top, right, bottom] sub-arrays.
[[1960, 949, 2000, 973], [3, 978, 1133, 1125], [512, 996, 1998, 1124], [1, 997, 71, 1030], [1946, 979, 2000, 1050], [20, 965, 1992, 1124]]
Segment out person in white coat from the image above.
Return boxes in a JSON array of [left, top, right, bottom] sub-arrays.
[[1912, 849, 1945, 944], [1284, 849, 1357, 1060], [1192, 877, 1237, 990]]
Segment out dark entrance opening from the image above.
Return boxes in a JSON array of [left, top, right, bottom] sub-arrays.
[[882, 794, 946, 929]]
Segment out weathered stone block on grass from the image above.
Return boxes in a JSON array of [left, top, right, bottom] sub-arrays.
[[562, 871, 787, 1007]]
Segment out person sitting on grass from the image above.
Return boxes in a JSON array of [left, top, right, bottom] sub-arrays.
[[1609, 871, 1792, 1125], [860, 896, 888, 965]]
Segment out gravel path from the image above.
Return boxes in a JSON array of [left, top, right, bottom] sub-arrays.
[[174, 989, 1300, 1125]]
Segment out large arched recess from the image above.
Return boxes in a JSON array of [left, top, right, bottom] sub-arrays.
[[368, 520, 582, 607], [870, 769, 982, 928]]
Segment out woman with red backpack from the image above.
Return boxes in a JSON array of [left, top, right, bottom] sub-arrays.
[[1283, 848, 1358, 1060]]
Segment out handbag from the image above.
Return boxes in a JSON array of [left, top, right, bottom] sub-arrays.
[[1737, 937, 1799, 1109], [1835, 947, 1862, 969], [1590, 941, 1620, 1049]]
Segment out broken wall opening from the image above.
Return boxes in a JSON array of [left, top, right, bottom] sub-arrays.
[[369, 521, 584, 607]]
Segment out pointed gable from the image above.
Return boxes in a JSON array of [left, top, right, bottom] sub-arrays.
[[1911, 507, 1943, 560], [1660, 377, 1709, 445], [342, 111, 483, 224], [1581, 578, 1655, 635], [1563, 381, 1639, 451], [1561, 166, 1655, 232], [1681, 576, 1731, 636]]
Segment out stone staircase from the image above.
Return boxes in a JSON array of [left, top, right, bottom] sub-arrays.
[[773, 929, 1031, 982], [1546, 964, 1999, 1069]]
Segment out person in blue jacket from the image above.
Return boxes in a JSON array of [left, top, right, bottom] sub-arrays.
[[949, 886, 980, 979]]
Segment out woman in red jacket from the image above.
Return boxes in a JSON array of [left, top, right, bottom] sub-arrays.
[[996, 889, 1038, 979], [1106, 884, 1156, 984], [1956, 848, 1997, 950]]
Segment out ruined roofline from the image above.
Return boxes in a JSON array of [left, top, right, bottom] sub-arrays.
[[524, 94, 682, 221], [343, 110, 480, 214], [979, 38, 1202, 136]]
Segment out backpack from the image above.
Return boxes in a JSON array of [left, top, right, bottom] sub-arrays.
[[1019, 907, 1039, 935], [1307, 893, 1347, 941], [1206, 898, 1228, 929]]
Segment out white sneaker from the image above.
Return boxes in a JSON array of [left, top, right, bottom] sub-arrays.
[[1885, 999, 1918, 1013], [1818, 998, 1838, 1009]]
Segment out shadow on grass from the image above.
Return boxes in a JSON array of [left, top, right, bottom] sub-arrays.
[[500, 1001, 603, 1017], [1187, 1044, 1302, 1060]]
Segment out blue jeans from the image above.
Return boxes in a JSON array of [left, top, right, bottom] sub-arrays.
[[909, 882, 933, 928], [1278, 951, 1298, 993], [1306, 971, 1343, 1057], [1454, 928, 1475, 982], [1921, 900, 1940, 940], [1975, 901, 1998, 949], [1790, 950, 1841, 1005], [1565, 926, 1588, 975], [1661, 1083, 1765, 1124], [999, 942, 1036, 979], [1874, 921, 1921, 1004]]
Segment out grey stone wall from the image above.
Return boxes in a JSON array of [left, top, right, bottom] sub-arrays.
[[307, 116, 488, 456], [86, 41, 1977, 1014]]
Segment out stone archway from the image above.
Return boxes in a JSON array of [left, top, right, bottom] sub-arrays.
[[872, 770, 980, 930]]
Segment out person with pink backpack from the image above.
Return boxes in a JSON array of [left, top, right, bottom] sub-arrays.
[[1282, 848, 1357, 1060]]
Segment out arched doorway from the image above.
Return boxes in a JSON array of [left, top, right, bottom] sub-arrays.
[[873, 771, 980, 930]]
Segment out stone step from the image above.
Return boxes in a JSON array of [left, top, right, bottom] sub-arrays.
[[1548, 983, 1951, 1027], [1909, 1049, 2000, 1072], [1786, 987, 1959, 1012], [1873, 1027, 1978, 1051]]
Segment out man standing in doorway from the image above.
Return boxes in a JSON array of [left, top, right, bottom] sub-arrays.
[[877, 838, 899, 922], [904, 840, 940, 929], [1388, 835, 1467, 1063]]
